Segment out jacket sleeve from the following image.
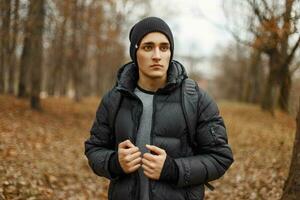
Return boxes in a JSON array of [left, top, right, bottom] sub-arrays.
[[84, 92, 124, 180], [174, 90, 234, 187]]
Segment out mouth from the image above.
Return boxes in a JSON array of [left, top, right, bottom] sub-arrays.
[[150, 64, 163, 68]]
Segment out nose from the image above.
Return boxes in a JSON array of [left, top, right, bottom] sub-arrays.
[[152, 47, 161, 61]]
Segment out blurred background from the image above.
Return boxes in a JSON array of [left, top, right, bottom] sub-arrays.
[[0, 0, 300, 199]]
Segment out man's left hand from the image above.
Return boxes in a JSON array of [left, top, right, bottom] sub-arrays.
[[142, 144, 167, 180]]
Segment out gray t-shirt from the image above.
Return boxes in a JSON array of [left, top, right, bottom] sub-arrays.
[[134, 86, 154, 200]]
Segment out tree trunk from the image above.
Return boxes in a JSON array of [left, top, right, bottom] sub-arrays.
[[0, 17, 4, 93], [0, 0, 11, 93], [18, 34, 31, 98], [281, 100, 300, 199], [69, 0, 91, 101], [8, 0, 19, 95], [261, 52, 280, 114], [278, 66, 292, 112], [249, 50, 263, 103], [55, 19, 66, 96], [0, 52, 3, 93], [0, 0, 3, 93], [18, 2, 32, 98], [277, 0, 294, 113], [29, 0, 45, 110], [243, 50, 262, 103], [261, 70, 277, 114]]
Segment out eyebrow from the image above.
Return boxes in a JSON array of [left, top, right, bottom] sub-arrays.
[[141, 42, 170, 46]]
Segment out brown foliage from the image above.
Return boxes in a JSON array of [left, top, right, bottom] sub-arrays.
[[0, 96, 296, 199], [224, 0, 300, 113], [0, 96, 108, 199], [207, 102, 295, 199]]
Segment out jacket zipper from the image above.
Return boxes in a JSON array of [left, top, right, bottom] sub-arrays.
[[148, 94, 157, 200], [117, 89, 143, 200], [134, 97, 143, 200], [209, 125, 218, 145]]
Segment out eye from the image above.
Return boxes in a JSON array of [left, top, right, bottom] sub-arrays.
[[160, 45, 170, 52], [142, 45, 153, 51]]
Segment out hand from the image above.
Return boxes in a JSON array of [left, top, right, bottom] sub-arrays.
[[142, 144, 167, 180], [118, 139, 142, 174]]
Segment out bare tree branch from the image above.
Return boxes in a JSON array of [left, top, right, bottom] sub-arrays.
[[292, 14, 300, 21], [261, 0, 273, 14], [246, 0, 268, 24], [291, 62, 300, 75], [248, 18, 261, 37], [283, 35, 300, 69], [227, 27, 253, 47]]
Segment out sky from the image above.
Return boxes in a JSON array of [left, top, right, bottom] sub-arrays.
[[149, 0, 233, 77]]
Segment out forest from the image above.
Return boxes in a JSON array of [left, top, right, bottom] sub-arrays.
[[0, 0, 300, 199]]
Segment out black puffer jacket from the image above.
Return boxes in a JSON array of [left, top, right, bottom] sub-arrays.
[[85, 60, 234, 200]]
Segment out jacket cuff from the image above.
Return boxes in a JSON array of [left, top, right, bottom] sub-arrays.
[[159, 155, 179, 183], [108, 152, 125, 178]]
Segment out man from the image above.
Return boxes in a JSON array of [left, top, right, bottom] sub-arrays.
[[85, 17, 234, 200]]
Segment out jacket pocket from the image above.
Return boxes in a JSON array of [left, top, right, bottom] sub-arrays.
[[209, 125, 218, 145], [208, 123, 227, 145]]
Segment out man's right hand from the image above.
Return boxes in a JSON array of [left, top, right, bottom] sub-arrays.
[[118, 139, 142, 174]]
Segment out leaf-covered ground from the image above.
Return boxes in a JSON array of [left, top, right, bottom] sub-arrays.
[[0, 95, 296, 200]]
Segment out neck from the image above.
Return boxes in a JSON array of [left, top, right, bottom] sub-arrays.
[[137, 76, 167, 92]]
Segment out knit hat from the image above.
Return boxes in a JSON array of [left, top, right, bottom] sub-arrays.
[[129, 17, 174, 65]]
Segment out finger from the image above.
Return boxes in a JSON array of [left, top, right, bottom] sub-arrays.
[[128, 156, 142, 167], [142, 163, 154, 174], [126, 151, 142, 162], [143, 170, 155, 180], [119, 139, 135, 149], [126, 140, 135, 148], [146, 144, 165, 155], [142, 158, 155, 169], [120, 147, 139, 159], [118, 140, 129, 148], [143, 153, 156, 161], [128, 163, 141, 172], [124, 146, 140, 155]]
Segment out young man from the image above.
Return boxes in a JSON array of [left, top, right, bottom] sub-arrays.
[[85, 17, 234, 200]]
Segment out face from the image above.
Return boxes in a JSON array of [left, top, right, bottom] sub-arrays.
[[136, 32, 171, 81]]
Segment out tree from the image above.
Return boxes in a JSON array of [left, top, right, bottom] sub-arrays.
[[93, 0, 151, 95], [214, 43, 258, 101], [18, 1, 31, 98], [281, 101, 300, 199], [44, 0, 72, 97], [30, 0, 45, 109], [15, 0, 154, 101], [18, 0, 45, 109], [0, 0, 21, 96], [224, 0, 300, 113], [0, 0, 11, 93], [7, 0, 20, 95]]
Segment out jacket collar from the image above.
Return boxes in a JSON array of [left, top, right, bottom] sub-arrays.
[[116, 60, 188, 94]]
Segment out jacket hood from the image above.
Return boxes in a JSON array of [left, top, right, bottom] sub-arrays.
[[116, 60, 188, 93]]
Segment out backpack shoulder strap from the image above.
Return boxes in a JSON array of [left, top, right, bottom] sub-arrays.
[[181, 78, 215, 191], [181, 78, 199, 148]]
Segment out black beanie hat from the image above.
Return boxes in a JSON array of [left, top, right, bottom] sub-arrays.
[[129, 17, 174, 65]]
